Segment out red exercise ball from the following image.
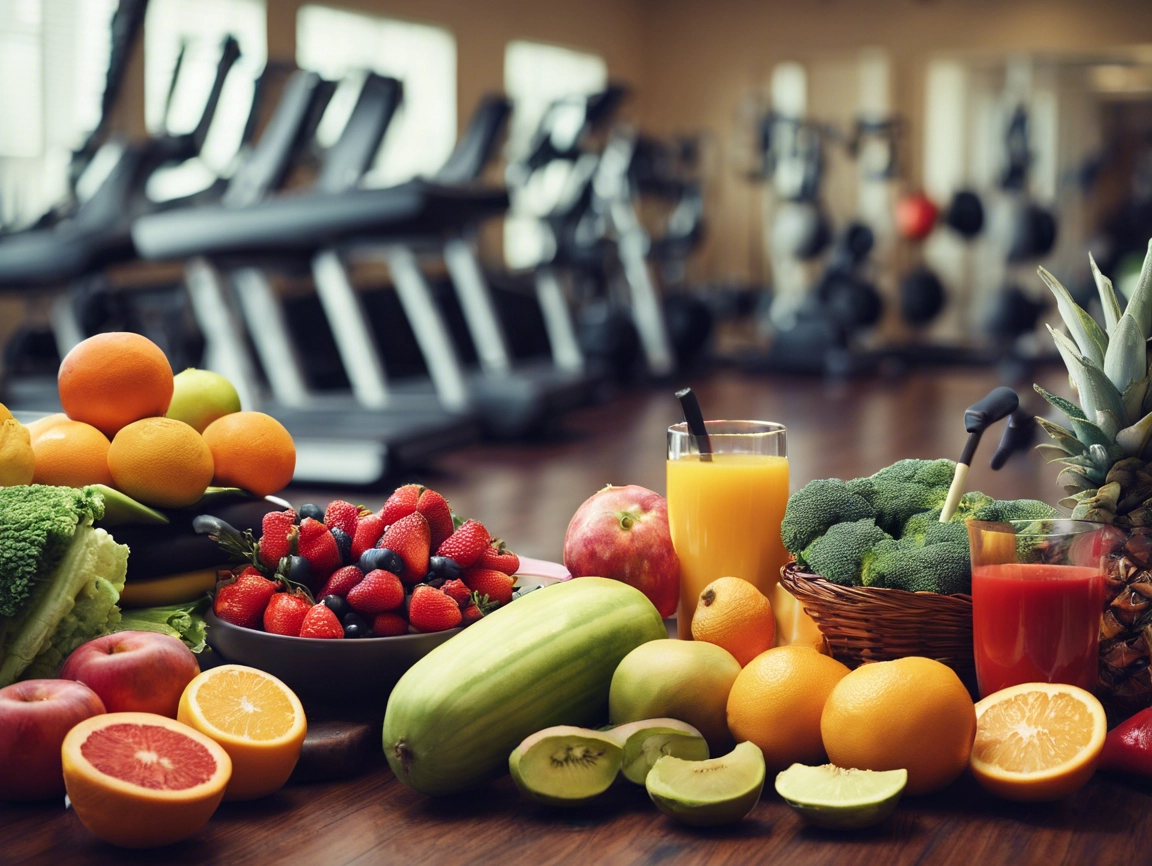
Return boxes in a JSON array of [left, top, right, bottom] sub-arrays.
[[895, 192, 939, 242]]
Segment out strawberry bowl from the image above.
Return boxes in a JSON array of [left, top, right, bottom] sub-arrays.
[[205, 569, 566, 704]]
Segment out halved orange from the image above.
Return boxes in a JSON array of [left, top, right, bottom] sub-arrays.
[[62, 712, 231, 848], [969, 682, 1106, 802], [177, 664, 306, 800]]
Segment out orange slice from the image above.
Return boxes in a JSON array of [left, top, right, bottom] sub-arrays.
[[177, 664, 307, 800], [969, 682, 1106, 802], [62, 712, 231, 848]]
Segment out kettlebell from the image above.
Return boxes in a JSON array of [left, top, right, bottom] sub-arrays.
[[773, 201, 831, 261], [985, 285, 1047, 338], [1005, 201, 1058, 262], [899, 267, 946, 327], [818, 272, 883, 333], [945, 189, 984, 239]]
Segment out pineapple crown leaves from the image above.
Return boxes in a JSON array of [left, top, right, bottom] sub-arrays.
[[1038, 266, 1108, 367], [1089, 252, 1123, 334]]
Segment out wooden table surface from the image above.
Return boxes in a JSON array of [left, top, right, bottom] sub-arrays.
[[6, 366, 1150, 866]]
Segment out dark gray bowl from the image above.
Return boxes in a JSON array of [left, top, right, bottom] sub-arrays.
[[206, 571, 564, 704]]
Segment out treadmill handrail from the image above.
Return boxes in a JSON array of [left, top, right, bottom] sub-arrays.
[[435, 94, 511, 185], [315, 74, 403, 195]]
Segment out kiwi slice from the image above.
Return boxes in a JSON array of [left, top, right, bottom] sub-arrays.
[[774, 763, 907, 830], [609, 719, 710, 785], [646, 741, 765, 826], [90, 485, 169, 527], [509, 726, 623, 807]]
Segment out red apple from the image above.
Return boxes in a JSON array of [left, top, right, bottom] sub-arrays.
[[59, 631, 200, 718], [0, 679, 106, 800], [563, 484, 680, 617]]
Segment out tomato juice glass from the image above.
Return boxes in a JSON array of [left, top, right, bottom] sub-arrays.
[[968, 519, 1116, 699], [666, 421, 790, 640]]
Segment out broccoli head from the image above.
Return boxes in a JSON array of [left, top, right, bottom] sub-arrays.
[[900, 491, 995, 543], [971, 499, 1060, 524], [782, 478, 876, 556], [866, 458, 957, 534], [862, 534, 970, 595], [800, 518, 893, 586]]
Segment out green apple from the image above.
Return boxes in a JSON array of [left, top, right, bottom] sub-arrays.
[[165, 368, 241, 433]]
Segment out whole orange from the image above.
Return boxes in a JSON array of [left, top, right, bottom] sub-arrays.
[[107, 417, 214, 508], [691, 576, 776, 666], [201, 412, 295, 497], [31, 419, 114, 487], [726, 646, 850, 771], [25, 413, 70, 444], [821, 657, 976, 796], [58, 332, 174, 437]]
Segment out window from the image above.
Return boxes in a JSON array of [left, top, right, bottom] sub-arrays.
[[143, 0, 266, 136], [0, 0, 117, 225], [502, 40, 608, 269], [296, 5, 456, 186], [504, 40, 608, 163]]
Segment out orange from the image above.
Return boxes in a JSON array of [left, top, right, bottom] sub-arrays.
[[202, 411, 296, 497], [726, 646, 850, 771], [24, 412, 69, 443], [58, 332, 174, 437], [0, 418, 35, 486], [691, 576, 776, 666], [0, 402, 12, 422], [107, 417, 214, 508], [969, 682, 1105, 802], [30, 419, 114, 487], [821, 657, 975, 796], [177, 664, 307, 800], [61, 712, 231, 848]]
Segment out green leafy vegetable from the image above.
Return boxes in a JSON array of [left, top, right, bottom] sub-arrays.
[[115, 596, 210, 653]]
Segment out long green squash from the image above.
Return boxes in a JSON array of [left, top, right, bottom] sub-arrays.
[[383, 577, 667, 795]]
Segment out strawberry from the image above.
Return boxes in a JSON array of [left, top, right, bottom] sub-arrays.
[[441, 579, 471, 606], [238, 565, 265, 579], [352, 513, 386, 560], [380, 512, 431, 584], [298, 518, 341, 582], [317, 565, 363, 599], [299, 603, 344, 639], [324, 500, 360, 538], [380, 484, 420, 526], [263, 591, 312, 636], [415, 489, 454, 550], [436, 519, 490, 568], [461, 603, 483, 624], [346, 569, 405, 615], [214, 572, 278, 629], [372, 612, 409, 637], [408, 585, 463, 632], [257, 509, 297, 569], [475, 539, 519, 576], [463, 568, 515, 606]]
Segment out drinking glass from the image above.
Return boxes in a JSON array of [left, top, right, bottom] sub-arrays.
[[968, 518, 1120, 698], [666, 421, 789, 640]]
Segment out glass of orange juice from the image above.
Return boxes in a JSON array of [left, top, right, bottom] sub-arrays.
[[667, 420, 795, 640]]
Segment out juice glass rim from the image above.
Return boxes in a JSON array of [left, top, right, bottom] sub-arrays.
[[966, 518, 1112, 539], [667, 420, 787, 437]]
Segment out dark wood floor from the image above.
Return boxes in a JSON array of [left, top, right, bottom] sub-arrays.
[[8, 365, 1148, 866]]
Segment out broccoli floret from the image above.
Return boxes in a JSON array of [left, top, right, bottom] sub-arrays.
[[0, 485, 128, 685], [782, 478, 877, 556], [867, 458, 957, 534], [922, 519, 968, 549], [862, 535, 970, 594], [801, 519, 893, 586], [971, 499, 1060, 524], [900, 492, 995, 543]]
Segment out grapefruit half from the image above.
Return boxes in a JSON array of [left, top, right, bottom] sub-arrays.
[[62, 712, 231, 848]]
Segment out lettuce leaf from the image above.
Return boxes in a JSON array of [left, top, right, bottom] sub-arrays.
[[115, 596, 210, 653]]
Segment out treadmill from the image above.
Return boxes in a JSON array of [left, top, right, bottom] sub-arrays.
[[134, 72, 484, 485]]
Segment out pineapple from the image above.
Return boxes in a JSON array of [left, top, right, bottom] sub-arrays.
[[1035, 239, 1152, 717]]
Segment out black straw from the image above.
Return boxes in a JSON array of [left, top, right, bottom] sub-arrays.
[[676, 388, 712, 462]]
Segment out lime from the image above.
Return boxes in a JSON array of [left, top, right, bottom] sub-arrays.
[[166, 368, 241, 433], [774, 763, 907, 829]]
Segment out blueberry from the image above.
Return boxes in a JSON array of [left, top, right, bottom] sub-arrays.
[[299, 503, 325, 522], [342, 612, 368, 631], [428, 556, 462, 581], [343, 622, 368, 639], [425, 576, 445, 589], [321, 595, 349, 618], [330, 527, 353, 565], [286, 555, 312, 586], [359, 547, 404, 576]]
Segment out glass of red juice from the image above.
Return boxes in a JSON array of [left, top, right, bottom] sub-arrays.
[[967, 519, 1121, 699]]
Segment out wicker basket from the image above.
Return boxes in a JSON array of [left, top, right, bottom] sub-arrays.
[[780, 561, 975, 684]]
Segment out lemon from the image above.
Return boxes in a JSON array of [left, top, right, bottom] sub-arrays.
[[775, 763, 907, 829]]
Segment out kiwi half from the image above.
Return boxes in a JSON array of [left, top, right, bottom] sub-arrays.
[[509, 726, 623, 806], [609, 719, 710, 784], [646, 741, 765, 826]]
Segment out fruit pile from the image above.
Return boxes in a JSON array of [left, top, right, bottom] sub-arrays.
[[209, 485, 520, 639], [0, 332, 295, 505]]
